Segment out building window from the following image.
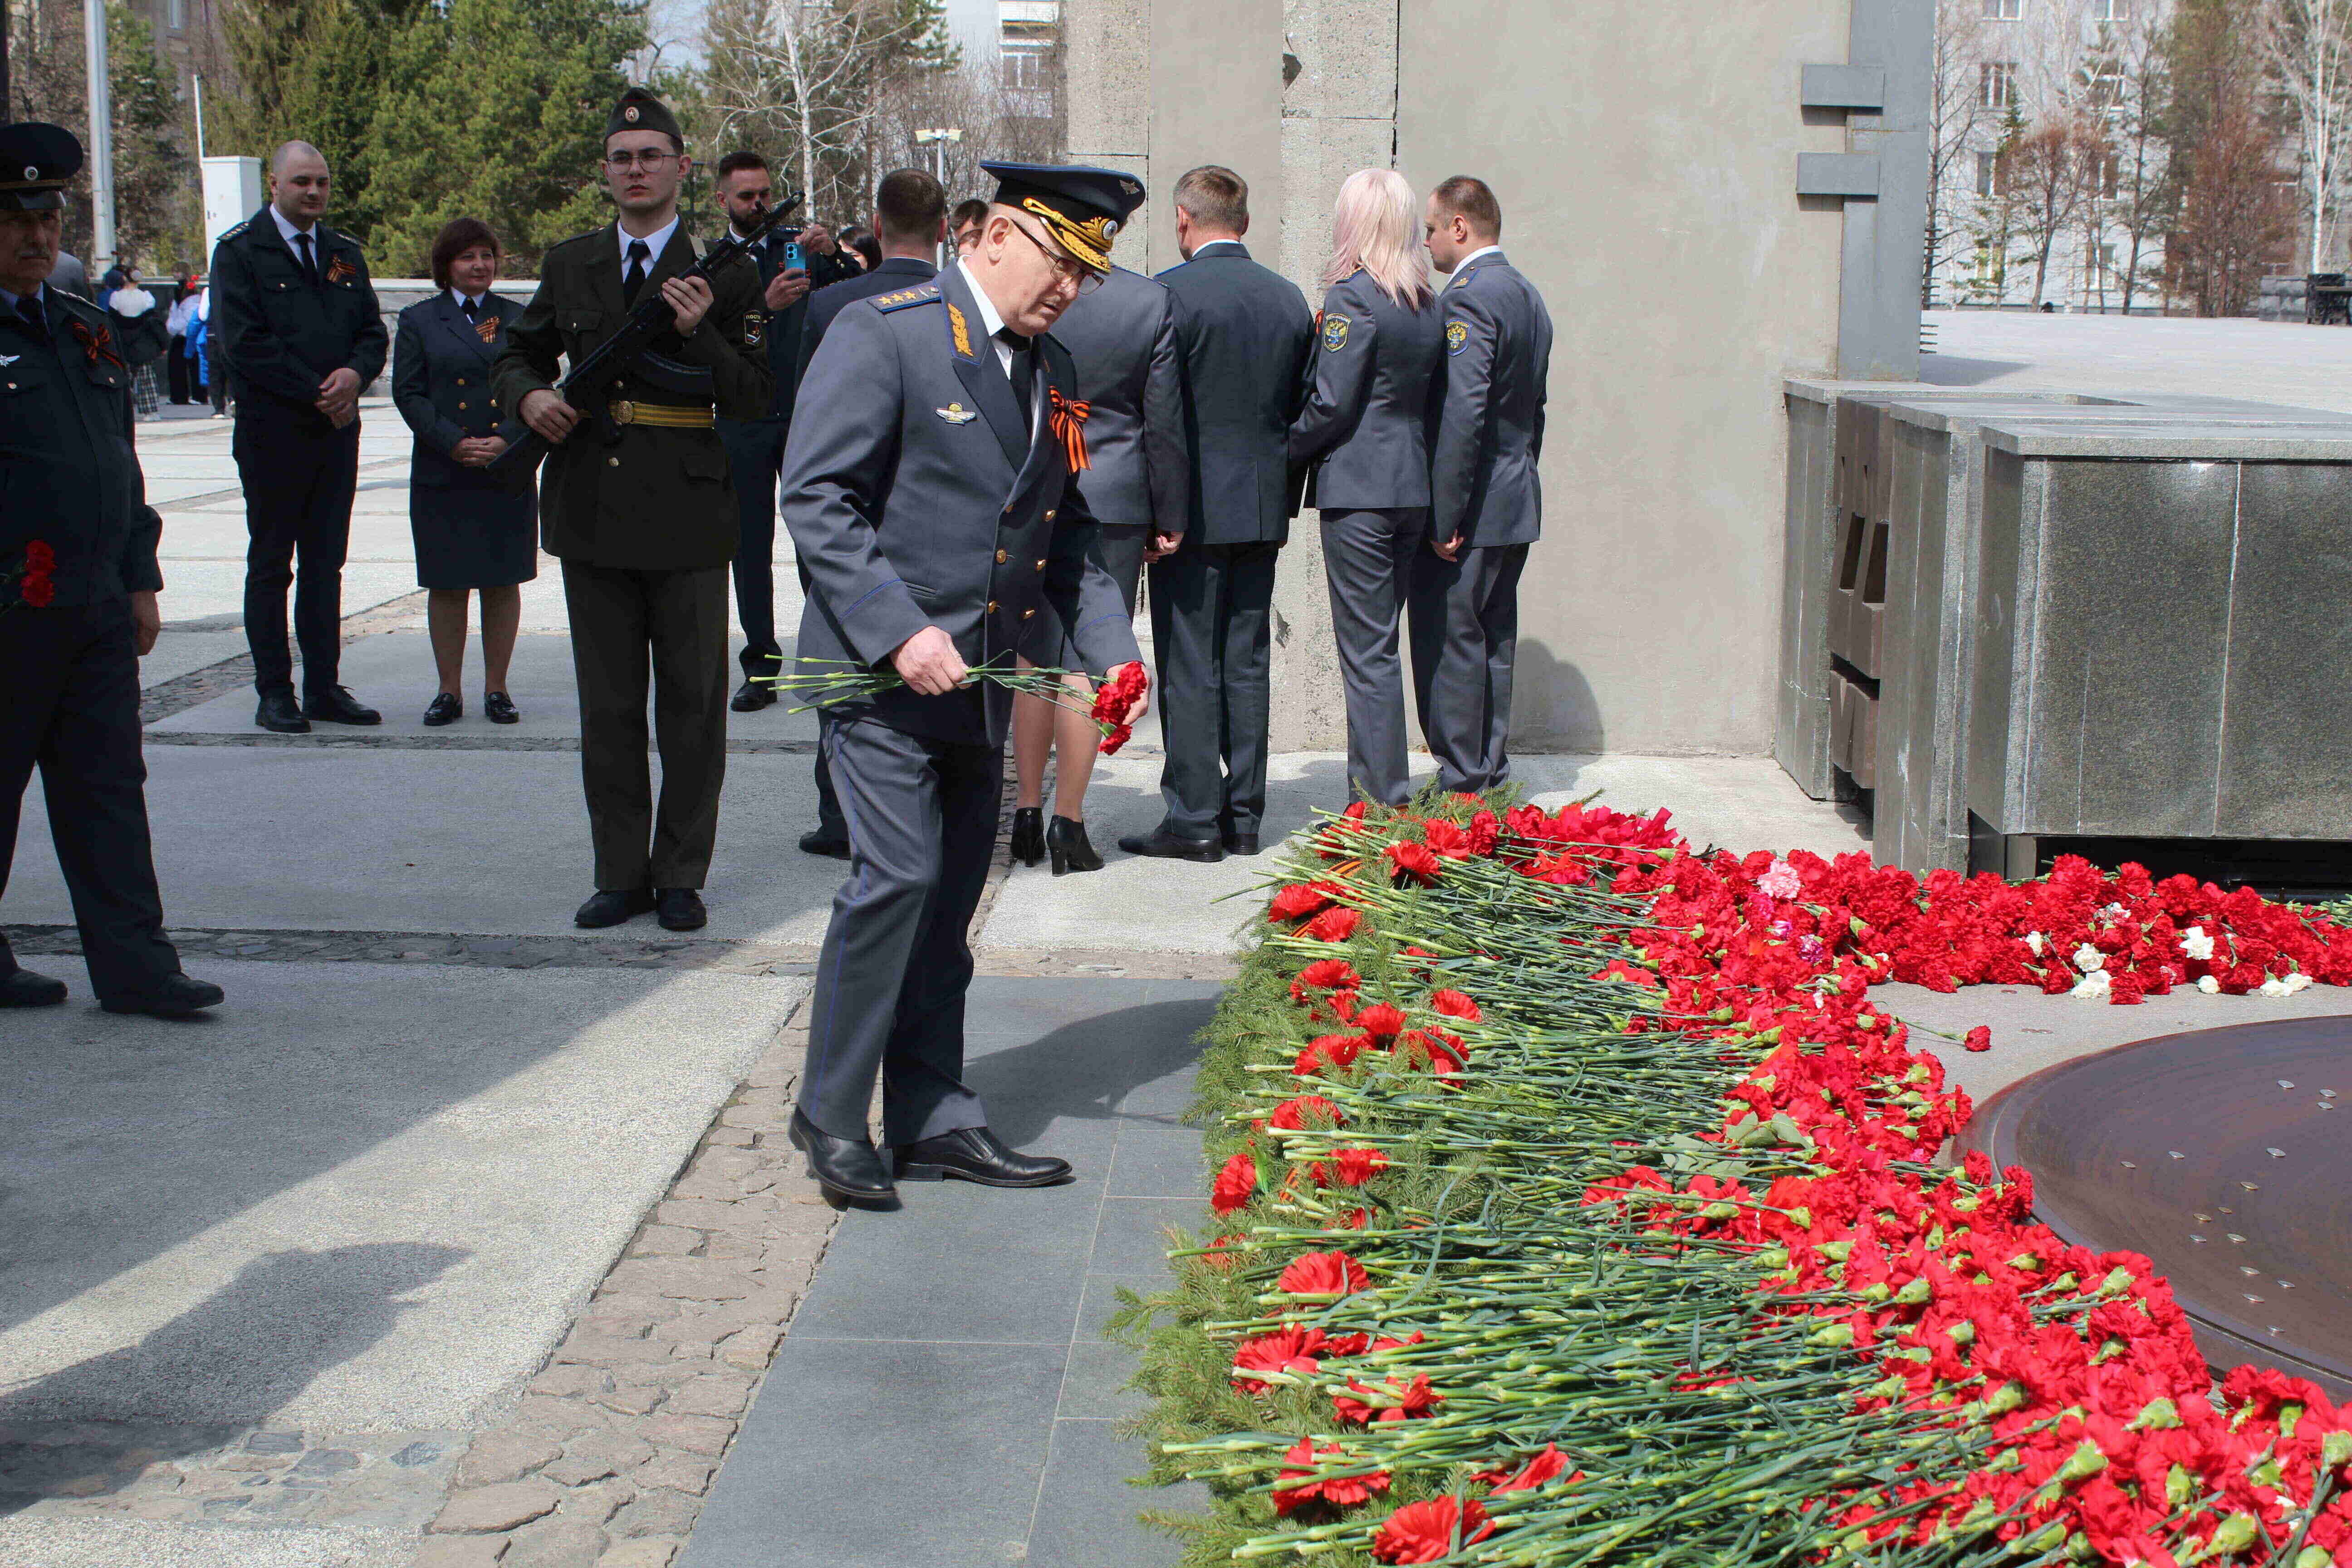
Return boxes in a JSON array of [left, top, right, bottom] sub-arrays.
[[1001, 49, 1046, 90], [1984, 0, 2023, 18], [2086, 72, 2122, 109], [166, 0, 186, 29], [1980, 62, 2018, 109], [2093, 0, 2129, 18], [1976, 150, 2000, 196]]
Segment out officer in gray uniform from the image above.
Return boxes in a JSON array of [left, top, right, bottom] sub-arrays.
[[1, 122, 223, 1017], [779, 162, 1149, 1204], [1412, 176, 1551, 795], [1289, 190, 1446, 808]]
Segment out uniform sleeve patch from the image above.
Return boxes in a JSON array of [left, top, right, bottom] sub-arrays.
[[1320, 313, 1351, 352], [870, 284, 942, 313], [1446, 320, 1470, 356]]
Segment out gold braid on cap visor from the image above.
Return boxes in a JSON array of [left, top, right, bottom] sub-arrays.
[[1018, 196, 1113, 274]]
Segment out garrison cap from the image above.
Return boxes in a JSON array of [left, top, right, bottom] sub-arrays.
[[0, 122, 83, 213], [605, 87, 683, 147], [981, 161, 1144, 275]]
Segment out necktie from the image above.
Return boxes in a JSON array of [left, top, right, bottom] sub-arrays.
[[461, 296, 480, 327], [998, 327, 1034, 435], [294, 230, 318, 285], [14, 292, 44, 341], [623, 240, 650, 308]]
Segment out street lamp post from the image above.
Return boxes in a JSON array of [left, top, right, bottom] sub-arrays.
[[913, 126, 961, 268], [83, 0, 117, 274]]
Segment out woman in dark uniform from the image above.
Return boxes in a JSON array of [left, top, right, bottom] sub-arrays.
[[392, 218, 536, 725], [1289, 169, 1446, 808]]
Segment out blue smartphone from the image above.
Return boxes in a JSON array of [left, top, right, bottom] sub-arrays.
[[784, 241, 805, 271]]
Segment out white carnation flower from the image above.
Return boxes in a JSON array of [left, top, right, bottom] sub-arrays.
[[2099, 902, 2127, 921], [2073, 943, 2106, 974], [2070, 970, 2112, 999], [2284, 973, 2313, 995], [2179, 925, 2215, 962], [2197, 975, 2221, 994], [2260, 976, 2291, 998], [2026, 931, 2046, 956]]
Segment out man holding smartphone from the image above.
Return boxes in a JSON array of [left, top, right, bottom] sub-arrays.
[[712, 152, 814, 716]]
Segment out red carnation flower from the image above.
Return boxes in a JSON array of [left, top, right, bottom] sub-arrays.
[[1330, 1147, 1389, 1185], [1476, 1444, 1576, 1494], [1421, 819, 1473, 859], [1332, 1372, 1442, 1425], [1294, 1033, 1371, 1077], [1428, 989, 1482, 1022], [1088, 663, 1149, 753], [1303, 906, 1362, 942], [1298, 958, 1361, 991], [1266, 1094, 1345, 1131], [1372, 1497, 1495, 1562], [1269, 882, 1335, 922], [1277, 1250, 1369, 1297], [1273, 1437, 1391, 1515], [15, 539, 56, 609], [1386, 841, 1444, 883], [1231, 1325, 1326, 1388], [1355, 1002, 1406, 1039], [1963, 1025, 1992, 1053], [1210, 1151, 1258, 1214]]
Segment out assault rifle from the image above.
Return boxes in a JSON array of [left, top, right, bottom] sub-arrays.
[[490, 188, 804, 474]]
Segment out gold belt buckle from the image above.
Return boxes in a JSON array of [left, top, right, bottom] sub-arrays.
[[610, 399, 636, 426]]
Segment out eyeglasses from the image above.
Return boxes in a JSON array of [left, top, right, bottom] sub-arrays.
[[604, 149, 679, 171], [1005, 218, 1102, 295]]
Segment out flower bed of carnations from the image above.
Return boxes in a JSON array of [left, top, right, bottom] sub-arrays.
[[1117, 794, 2352, 1567]]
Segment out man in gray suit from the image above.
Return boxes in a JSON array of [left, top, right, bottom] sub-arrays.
[[778, 162, 1150, 1204], [1007, 258, 1187, 871], [1121, 166, 1314, 863], [1411, 176, 1551, 795]]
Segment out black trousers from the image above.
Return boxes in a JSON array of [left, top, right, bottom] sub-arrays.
[[1147, 537, 1279, 839], [236, 416, 360, 698], [0, 599, 183, 1000], [797, 714, 997, 1146], [720, 417, 787, 679], [167, 339, 193, 404], [1408, 541, 1529, 795], [560, 560, 732, 891]]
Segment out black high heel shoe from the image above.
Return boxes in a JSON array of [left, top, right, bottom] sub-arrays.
[[1009, 807, 1046, 867], [1047, 815, 1104, 876]]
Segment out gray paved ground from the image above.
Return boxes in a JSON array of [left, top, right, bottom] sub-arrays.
[[681, 978, 1219, 1568], [1925, 310, 2352, 412]]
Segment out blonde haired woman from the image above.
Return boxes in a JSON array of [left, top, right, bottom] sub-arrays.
[[1288, 169, 1445, 806]]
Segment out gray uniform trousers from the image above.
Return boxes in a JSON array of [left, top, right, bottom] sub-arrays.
[[1318, 507, 1423, 807], [798, 710, 997, 1146], [1407, 542, 1529, 795], [1147, 537, 1279, 839], [561, 560, 732, 891]]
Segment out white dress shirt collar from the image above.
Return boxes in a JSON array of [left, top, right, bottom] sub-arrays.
[[270, 204, 321, 259], [619, 216, 680, 271], [0, 281, 43, 314], [1449, 244, 1504, 277], [957, 258, 1024, 377], [450, 287, 489, 309]]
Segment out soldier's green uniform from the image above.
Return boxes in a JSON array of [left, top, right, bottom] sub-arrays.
[[489, 88, 773, 918]]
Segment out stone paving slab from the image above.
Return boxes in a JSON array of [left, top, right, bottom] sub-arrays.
[[137, 632, 252, 691], [7, 748, 844, 944], [150, 632, 822, 746], [979, 751, 1871, 956], [681, 977, 1217, 1568], [0, 1515, 412, 1568], [0, 960, 807, 1433], [152, 561, 428, 632]]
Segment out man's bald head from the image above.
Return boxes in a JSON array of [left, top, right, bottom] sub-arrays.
[[268, 141, 332, 226]]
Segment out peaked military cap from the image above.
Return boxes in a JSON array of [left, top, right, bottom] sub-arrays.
[[606, 87, 682, 147], [0, 122, 83, 213], [980, 161, 1145, 274]]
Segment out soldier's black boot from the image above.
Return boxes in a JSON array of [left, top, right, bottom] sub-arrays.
[[1009, 807, 1045, 867], [1046, 816, 1103, 876]]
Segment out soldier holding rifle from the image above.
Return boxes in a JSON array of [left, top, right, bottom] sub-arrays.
[[490, 88, 774, 932]]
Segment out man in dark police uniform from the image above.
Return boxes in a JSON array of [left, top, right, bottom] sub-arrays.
[[0, 122, 223, 1017], [494, 88, 773, 934], [209, 139, 389, 734], [779, 162, 1151, 1204]]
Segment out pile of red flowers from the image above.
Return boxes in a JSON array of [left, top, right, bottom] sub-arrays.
[[1191, 796, 2352, 1565]]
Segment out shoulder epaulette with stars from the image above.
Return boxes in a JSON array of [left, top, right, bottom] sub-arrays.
[[217, 218, 252, 244], [870, 284, 942, 313]]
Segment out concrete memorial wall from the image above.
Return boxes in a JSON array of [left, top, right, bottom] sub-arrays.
[[1066, 0, 1882, 754]]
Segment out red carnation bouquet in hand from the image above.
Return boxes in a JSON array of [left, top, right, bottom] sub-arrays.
[[5, 541, 57, 612], [1091, 660, 1150, 755]]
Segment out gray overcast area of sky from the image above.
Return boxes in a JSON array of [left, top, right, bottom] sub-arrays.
[[647, 0, 1000, 75]]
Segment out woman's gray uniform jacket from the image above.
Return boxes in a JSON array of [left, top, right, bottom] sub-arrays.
[[1288, 268, 1445, 510]]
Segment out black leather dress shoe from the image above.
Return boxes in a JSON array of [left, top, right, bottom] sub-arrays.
[[575, 888, 656, 928], [422, 693, 462, 727], [656, 888, 707, 931], [799, 829, 852, 860], [790, 1110, 896, 1200], [1047, 815, 1103, 875], [0, 968, 69, 1008], [1009, 807, 1045, 867], [730, 679, 777, 712], [1223, 831, 1261, 856], [304, 686, 382, 725], [98, 973, 224, 1017], [484, 691, 519, 724], [1117, 827, 1226, 863], [895, 1126, 1073, 1187], [255, 691, 310, 734]]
